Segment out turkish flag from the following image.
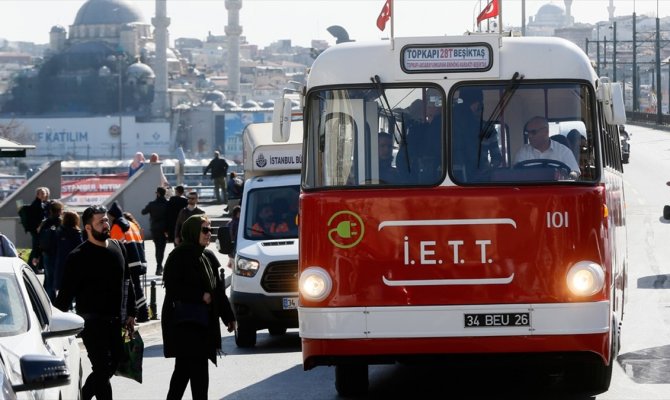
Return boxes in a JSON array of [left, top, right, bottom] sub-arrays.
[[377, 0, 392, 31], [476, 0, 499, 24]]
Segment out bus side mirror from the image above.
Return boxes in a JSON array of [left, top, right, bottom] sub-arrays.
[[272, 98, 293, 143], [598, 79, 626, 125]]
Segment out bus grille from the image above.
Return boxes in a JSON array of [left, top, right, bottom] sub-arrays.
[[261, 260, 299, 293]]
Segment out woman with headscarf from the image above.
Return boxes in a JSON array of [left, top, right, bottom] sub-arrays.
[[161, 214, 236, 400]]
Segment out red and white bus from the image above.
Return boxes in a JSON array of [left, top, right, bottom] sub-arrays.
[[286, 33, 627, 396]]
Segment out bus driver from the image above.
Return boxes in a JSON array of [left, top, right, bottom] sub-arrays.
[[513, 116, 580, 178]]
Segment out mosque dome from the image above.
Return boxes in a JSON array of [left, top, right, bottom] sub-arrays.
[[127, 61, 155, 82], [204, 91, 226, 104], [536, 3, 565, 17], [73, 0, 144, 26]]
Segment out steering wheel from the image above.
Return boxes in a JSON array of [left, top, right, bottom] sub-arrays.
[[513, 159, 572, 177]]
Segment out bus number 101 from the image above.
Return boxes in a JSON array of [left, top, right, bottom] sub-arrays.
[[546, 211, 568, 228]]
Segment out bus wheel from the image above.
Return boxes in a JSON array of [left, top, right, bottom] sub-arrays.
[[268, 327, 287, 336], [580, 327, 616, 393], [235, 323, 257, 348], [335, 364, 368, 396]]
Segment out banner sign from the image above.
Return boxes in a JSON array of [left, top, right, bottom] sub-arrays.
[[401, 43, 493, 73]]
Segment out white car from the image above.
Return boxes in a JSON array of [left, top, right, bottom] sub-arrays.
[[0, 257, 84, 400], [0, 350, 72, 400]]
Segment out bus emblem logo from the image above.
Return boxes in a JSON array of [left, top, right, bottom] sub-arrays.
[[327, 211, 365, 249]]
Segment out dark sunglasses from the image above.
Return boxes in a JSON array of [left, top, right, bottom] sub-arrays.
[[201, 227, 216, 234]]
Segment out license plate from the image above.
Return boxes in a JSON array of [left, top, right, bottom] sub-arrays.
[[464, 312, 530, 328], [282, 297, 298, 310]]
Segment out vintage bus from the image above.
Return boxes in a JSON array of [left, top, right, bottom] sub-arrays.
[[283, 33, 628, 396]]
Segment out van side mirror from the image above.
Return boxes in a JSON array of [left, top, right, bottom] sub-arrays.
[[272, 98, 293, 143]]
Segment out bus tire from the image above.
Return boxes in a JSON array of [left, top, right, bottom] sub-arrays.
[[335, 364, 368, 397], [235, 324, 257, 348], [664, 205, 670, 220], [268, 327, 287, 336], [580, 323, 617, 393]]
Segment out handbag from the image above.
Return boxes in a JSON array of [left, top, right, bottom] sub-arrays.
[[173, 301, 209, 327], [115, 329, 144, 383]]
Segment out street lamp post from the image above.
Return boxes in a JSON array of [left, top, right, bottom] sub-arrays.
[[118, 63, 123, 160], [612, 22, 617, 82]]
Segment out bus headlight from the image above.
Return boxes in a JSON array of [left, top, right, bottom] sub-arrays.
[[235, 256, 260, 277], [299, 267, 332, 302], [566, 261, 605, 296]]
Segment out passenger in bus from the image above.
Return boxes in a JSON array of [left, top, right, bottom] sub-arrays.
[[566, 129, 583, 164], [513, 116, 581, 178], [378, 131, 399, 184], [395, 96, 443, 184], [250, 204, 288, 237], [452, 88, 502, 180]]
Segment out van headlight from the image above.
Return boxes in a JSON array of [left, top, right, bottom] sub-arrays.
[[566, 261, 605, 296], [235, 256, 259, 277], [299, 267, 332, 302]]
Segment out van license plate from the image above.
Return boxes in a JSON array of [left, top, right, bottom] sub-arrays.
[[464, 312, 530, 328], [282, 297, 298, 310]]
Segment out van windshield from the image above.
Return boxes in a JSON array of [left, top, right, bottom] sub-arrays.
[[243, 185, 300, 240]]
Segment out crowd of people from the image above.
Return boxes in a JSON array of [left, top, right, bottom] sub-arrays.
[[15, 181, 239, 400]]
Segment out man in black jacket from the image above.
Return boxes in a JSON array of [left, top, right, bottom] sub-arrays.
[[203, 150, 229, 205], [141, 187, 169, 275], [26, 187, 49, 272], [166, 185, 188, 243], [55, 205, 136, 400]]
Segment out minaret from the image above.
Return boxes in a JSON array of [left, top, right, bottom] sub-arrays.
[[607, 0, 615, 21], [225, 0, 242, 99], [152, 0, 170, 119], [564, 0, 574, 25]]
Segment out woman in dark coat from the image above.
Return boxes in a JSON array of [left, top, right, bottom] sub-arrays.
[[161, 214, 236, 400], [54, 210, 83, 300]]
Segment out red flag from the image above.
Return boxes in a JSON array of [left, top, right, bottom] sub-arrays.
[[377, 0, 392, 31], [476, 0, 499, 24]]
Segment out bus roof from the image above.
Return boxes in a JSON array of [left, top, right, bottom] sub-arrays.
[[308, 35, 597, 89]]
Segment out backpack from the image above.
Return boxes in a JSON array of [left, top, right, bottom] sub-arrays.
[[18, 205, 30, 232]]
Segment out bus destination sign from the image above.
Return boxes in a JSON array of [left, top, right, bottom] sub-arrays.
[[401, 44, 492, 73]]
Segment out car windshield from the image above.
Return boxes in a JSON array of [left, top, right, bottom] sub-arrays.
[[0, 273, 28, 337]]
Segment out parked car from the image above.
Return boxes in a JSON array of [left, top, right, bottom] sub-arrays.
[[0, 350, 71, 400], [620, 125, 631, 164], [0, 257, 84, 400]]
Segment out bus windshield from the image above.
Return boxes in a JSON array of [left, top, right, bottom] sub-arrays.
[[303, 82, 598, 189]]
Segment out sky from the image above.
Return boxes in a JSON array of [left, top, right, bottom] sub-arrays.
[[1, 0, 670, 48]]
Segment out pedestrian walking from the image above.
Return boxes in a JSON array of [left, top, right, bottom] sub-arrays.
[[167, 185, 188, 243], [24, 187, 49, 272], [173, 191, 205, 246], [161, 214, 235, 400], [54, 205, 136, 400], [109, 201, 151, 322], [37, 199, 63, 301], [142, 186, 169, 275], [203, 150, 229, 205], [54, 210, 83, 300]]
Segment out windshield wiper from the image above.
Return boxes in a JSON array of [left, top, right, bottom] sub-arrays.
[[477, 72, 524, 166], [371, 75, 410, 173]]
